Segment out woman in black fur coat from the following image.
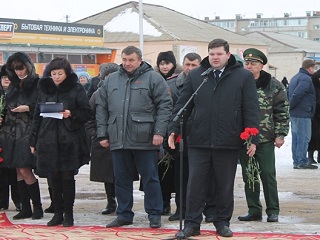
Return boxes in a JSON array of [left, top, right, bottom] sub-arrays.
[[0, 52, 43, 220], [30, 57, 93, 227]]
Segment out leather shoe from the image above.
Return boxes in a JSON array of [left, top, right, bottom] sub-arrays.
[[106, 217, 133, 228], [182, 226, 200, 238], [0, 205, 8, 211], [168, 211, 185, 221], [297, 164, 318, 169], [149, 216, 161, 228], [267, 214, 278, 222], [216, 226, 233, 237], [238, 213, 262, 221]]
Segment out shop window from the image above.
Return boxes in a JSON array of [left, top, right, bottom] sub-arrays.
[[38, 53, 52, 63], [68, 55, 82, 64], [82, 54, 95, 64]]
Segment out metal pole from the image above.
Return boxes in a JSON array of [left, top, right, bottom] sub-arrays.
[[139, 0, 144, 57]]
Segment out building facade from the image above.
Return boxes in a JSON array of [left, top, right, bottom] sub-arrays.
[[205, 11, 320, 42], [0, 18, 116, 76]]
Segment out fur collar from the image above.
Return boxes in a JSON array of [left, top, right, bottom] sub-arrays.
[[38, 73, 79, 94], [256, 70, 271, 89]]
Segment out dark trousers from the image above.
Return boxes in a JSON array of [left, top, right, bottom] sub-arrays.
[[185, 148, 238, 229], [174, 150, 189, 213], [112, 149, 162, 221], [239, 141, 279, 216], [203, 168, 216, 217]]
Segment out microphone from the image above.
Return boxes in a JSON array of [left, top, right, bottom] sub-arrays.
[[200, 67, 213, 76]]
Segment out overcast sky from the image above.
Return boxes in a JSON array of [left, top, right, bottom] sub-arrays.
[[2, 0, 320, 23]]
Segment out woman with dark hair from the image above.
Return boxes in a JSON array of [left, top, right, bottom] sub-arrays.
[[156, 51, 182, 80], [308, 69, 320, 163], [0, 64, 21, 212], [0, 52, 43, 220], [30, 57, 93, 227], [155, 51, 182, 215]]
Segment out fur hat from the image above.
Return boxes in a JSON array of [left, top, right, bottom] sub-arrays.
[[157, 51, 176, 67], [99, 63, 119, 79], [0, 64, 7, 78]]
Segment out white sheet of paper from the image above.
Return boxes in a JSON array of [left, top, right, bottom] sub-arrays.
[[40, 112, 63, 119]]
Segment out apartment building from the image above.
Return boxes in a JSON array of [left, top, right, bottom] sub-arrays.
[[205, 11, 320, 42]]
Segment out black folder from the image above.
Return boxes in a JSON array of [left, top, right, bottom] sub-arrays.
[[39, 102, 64, 113]]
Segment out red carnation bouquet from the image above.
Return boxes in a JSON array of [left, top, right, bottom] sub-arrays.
[[240, 127, 259, 191]]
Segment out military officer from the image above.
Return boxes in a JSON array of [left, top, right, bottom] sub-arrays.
[[238, 48, 290, 223]]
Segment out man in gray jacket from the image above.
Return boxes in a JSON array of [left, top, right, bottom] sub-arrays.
[[95, 46, 173, 229]]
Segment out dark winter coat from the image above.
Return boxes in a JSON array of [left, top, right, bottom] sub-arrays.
[[86, 76, 100, 99], [85, 91, 114, 183], [168, 55, 260, 149], [29, 73, 93, 173], [288, 68, 316, 118], [311, 70, 320, 118], [308, 70, 320, 151], [0, 52, 39, 168], [96, 61, 173, 151]]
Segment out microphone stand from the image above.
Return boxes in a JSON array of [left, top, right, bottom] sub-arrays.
[[166, 76, 208, 240]]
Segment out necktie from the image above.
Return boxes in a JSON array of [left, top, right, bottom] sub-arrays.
[[214, 70, 221, 81]]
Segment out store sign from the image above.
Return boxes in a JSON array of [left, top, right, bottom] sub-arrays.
[[0, 18, 104, 47], [0, 22, 14, 39]]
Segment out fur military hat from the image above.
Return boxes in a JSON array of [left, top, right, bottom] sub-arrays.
[[243, 48, 268, 65], [157, 51, 176, 67]]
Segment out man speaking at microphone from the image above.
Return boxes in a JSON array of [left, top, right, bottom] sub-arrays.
[[168, 38, 260, 237]]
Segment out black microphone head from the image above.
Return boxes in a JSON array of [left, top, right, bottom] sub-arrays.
[[201, 67, 213, 76]]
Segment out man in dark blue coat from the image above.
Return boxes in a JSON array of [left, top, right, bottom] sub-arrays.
[[288, 59, 317, 169], [168, 39, 260, 237]]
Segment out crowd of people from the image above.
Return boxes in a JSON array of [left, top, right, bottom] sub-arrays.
[[0, 38, 319, 238]]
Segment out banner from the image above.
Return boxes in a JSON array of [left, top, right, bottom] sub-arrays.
[[0, 18, 104, 47]]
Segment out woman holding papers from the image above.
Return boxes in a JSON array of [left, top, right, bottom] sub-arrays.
[[30, 57, 93, 227], [0, 52, 43, 220]]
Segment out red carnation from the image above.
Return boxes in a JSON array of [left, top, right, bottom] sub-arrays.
[[240, 132, 250, 141], [240, 127, 260, 191]]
